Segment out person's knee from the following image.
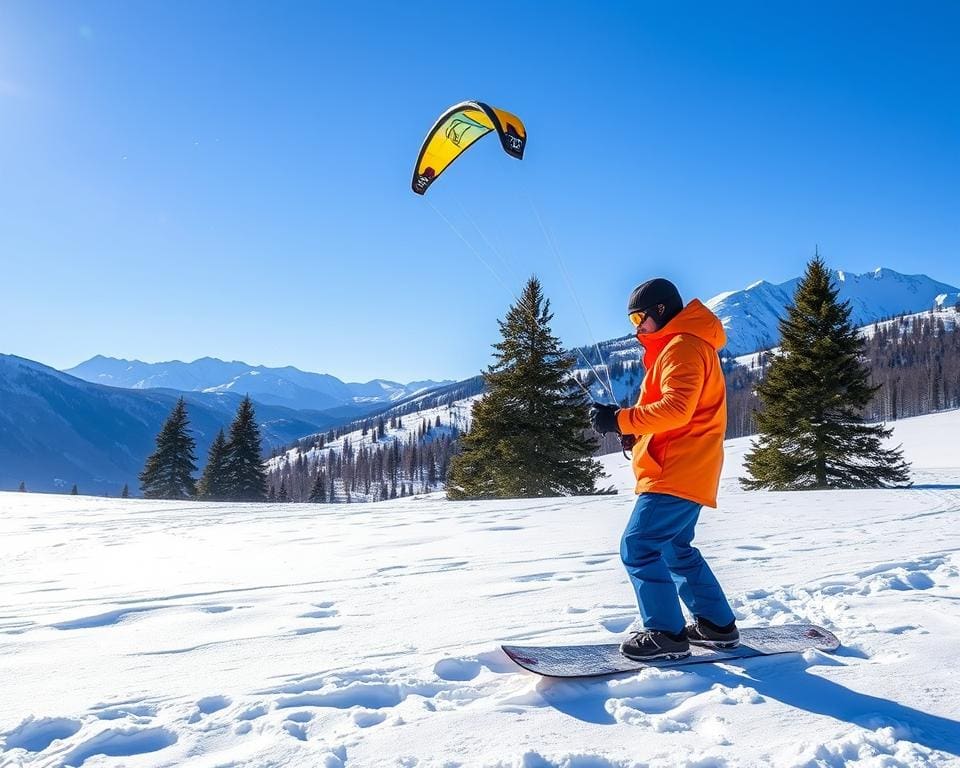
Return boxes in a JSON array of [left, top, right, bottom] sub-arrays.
[[670, 546, 703, 563], [666, 544, 703, 568], [621, 531, 662, 568]]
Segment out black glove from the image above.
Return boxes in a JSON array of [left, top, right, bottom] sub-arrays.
[[590, 403, 621, 435], [620, 433, 637, 452]]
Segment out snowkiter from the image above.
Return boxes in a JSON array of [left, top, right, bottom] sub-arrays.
[[590, 278, 739, 661]]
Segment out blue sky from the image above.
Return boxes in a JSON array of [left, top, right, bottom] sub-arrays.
[[1, 2, 957, 382]]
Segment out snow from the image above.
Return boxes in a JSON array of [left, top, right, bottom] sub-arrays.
[[64, 357, 453, 411], [266, 395, 477, 500], [704, 269, 960, 357], [731, 306, 960, 371], [2, 411, 960, 766]]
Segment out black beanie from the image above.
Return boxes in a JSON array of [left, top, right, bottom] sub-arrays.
[[627, 278, 683, 326]]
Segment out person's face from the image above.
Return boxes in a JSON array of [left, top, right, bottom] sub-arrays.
[[630, 304, 663, 337]]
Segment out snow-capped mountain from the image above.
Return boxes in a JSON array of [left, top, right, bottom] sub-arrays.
[[705, 267, 960, 356], [570, 268, 960, 406], [64, 356, 452, 412], [0, 355, 345, 495]]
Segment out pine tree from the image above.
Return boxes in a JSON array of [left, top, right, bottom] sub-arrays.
[[198, 429, 231, 500], [18, 481, 26, 492], [278, 480, 288, 502], [308, 471, 326, 502], [447, 276, 602, 499], [121, 483, 130, 499], [224, 396, 268, 501], [742, 255, 911, 490], [139, 397, 199, 499], [70, 484, 78, 495]]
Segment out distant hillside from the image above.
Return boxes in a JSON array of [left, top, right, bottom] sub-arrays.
[[65, 356, 453, 412], [0, 355, 345, 495], [706, 267, 959, 356]]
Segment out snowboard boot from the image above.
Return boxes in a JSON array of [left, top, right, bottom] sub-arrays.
[[685, 616, 740, 649], [619, 628, 691, 661]]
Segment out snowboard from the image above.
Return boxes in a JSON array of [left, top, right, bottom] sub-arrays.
[[502, 623, 839, 678]]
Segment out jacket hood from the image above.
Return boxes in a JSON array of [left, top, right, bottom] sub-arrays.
[[642, 298, 726, 351]]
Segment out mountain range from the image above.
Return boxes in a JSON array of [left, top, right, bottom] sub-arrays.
[[0, 355, 346, 495], [705, 267, 960, 356], [65, 356, 452, 412], [571, 267, 960, 405]]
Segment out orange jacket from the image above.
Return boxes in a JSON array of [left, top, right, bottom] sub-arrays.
[[616, 299, 727, 507]]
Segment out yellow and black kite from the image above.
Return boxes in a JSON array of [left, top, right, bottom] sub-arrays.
[[412, 101, 526, 195]]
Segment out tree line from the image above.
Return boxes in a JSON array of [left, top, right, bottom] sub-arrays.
[[723, 308, 960, 439], [137, 393, 467, 503], [864, 311, 960, 420], [139, 395, 268, 500], [265, 422, 460, 503], [273, 377, 485, 461]]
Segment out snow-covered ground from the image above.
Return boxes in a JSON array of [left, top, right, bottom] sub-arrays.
[[2, 411, 960, 767]]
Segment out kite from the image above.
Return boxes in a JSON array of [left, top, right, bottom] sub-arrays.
[[412, 101, 526, 195]]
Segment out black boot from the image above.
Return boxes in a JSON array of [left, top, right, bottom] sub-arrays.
[[685, 616, 740, 649], [619, 628, 691, 661]]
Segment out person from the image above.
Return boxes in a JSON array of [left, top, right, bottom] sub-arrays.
[[590, 277, 739, 661]]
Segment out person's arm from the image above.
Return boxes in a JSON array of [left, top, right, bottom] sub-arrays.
[[617, 343, 705, 435]]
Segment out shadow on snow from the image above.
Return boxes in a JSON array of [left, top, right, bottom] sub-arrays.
[[524, 654, 960, 757]]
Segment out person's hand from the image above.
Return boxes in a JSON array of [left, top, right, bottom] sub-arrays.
[[620, 433, 637, 452], [590, 403, 621, 435]]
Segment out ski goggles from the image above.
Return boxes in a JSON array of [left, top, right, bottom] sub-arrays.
[[628, 309, 650, 327]]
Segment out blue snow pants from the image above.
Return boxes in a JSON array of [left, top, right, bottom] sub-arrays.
[[621, 492, 736, 635]]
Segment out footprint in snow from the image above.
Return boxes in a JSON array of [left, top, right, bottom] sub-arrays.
[[237, 704, 269, 721], [50, 606, 162, 630], [2, 716, 82, 753], [59, 726, 178, 767], [299, 607, 339, 619], [351, 709, 388, 727], [293, 601, 341, 635], [283, 721, 308, 741], [188, 695, 231, 723], [513, 572, 558, 583]]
